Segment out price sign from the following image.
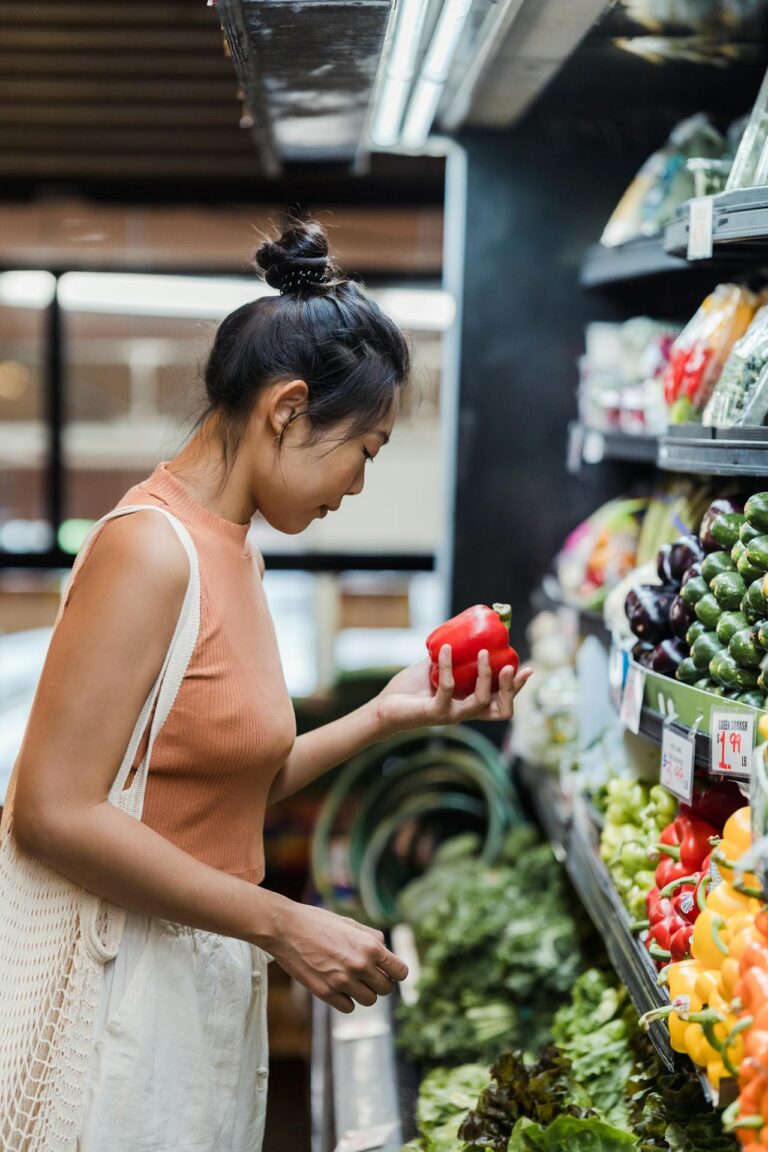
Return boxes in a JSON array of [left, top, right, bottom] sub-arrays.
[[619, 663, 645, 735], [660, 720, 695, 803], [709, 709, 755, 779], [687, 197, 714, 260]]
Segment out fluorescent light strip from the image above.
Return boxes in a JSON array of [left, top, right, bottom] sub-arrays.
[[370, 0, 431, 147], [0, 271, 56, 309], [0, 271, 455, 331], [400, 0, 475, 150]]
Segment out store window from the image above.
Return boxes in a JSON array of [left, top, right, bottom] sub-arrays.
[[0, 272, 56, 554]]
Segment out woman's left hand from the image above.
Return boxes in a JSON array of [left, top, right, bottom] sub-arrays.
[[374, 646, 532, 736]]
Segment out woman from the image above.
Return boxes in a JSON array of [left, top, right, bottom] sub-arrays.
[[5, 217, 530, 1151]]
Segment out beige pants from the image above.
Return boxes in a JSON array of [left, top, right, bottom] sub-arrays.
[[78, 911, 270, 1152]]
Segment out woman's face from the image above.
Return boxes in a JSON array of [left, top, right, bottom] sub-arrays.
[[251, 384, 399, 535]]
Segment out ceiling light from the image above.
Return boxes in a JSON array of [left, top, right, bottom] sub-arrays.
[[0, 272, 56, 310], [370, 0, 431, 147], [58, 273, 276, 318], [401, 0, 475, 150]]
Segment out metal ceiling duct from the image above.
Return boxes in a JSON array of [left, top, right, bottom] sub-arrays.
[[216, 0, 396, 174]]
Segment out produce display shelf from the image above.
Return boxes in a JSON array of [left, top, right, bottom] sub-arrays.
[[658, 424, 768, 477], [666, 188, 768, 261], [532, 575, 610, 648], [579, 238, 691, 287], [311, 988, 403, 1152], [621, 659, 765, 773], [567, 421, 658, 472], [515, 759, 737, 1103]]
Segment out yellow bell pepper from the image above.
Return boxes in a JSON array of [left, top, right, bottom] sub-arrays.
[[714, 806, 761, 893], [721, 956, 741, 998], [708, 880, 753, 920], [693, 908, 729, 969]]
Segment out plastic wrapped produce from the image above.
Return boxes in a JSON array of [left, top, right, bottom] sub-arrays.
[[601, 114, 728, 247], [704, 305, 768, 427], [726, 63, 768, 191], [662, 283, 758, 422]]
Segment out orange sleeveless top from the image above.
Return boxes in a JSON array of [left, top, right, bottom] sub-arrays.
[[85, 463, 295, 884]]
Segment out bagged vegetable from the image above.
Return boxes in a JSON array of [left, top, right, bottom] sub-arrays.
[[601, 114, 727, 248], [662, 283, 758, 422], [703, 304, 768, 427]]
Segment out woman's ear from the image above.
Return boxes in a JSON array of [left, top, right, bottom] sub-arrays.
[[268, 379, 309, 439]]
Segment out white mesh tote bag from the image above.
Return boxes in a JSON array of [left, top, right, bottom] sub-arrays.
[[0, 505, 200, 1152]]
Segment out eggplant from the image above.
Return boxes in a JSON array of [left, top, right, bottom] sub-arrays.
[[624, 585, 676, 643], [631, 640, 654, 668], [669, 594, 694, 640], [668, 535, 705, 582], [656, 543, 676, 586], [682, 562, 702, 587], [649, 637, 688, 676], [700, 498, 744, 553]]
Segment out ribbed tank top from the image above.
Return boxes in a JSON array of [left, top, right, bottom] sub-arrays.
[[86, 462, 296, 884]]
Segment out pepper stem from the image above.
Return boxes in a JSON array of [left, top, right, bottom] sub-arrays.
[[648, 942, 672, 962], [721, 1016, 754, 1077], [492, 603, 512, 630], [659, 872, 698, 897], [654, 844, 682, 861]]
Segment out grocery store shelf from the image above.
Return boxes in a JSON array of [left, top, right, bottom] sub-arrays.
[[515, 760, 738, 1102], [658, 424, 768, 477], [666, 188, 768, 260], [567, 421, 658, 472], [580, 238, 691, 287], [637, 702, 711, 771], [311, 989, 403, 1152]]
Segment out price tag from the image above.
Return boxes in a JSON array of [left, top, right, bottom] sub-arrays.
[[567, 423, 585, 474], [687, 197, 714, 260], [660, 719, 695, 803], [619, 662, 645, 735], [582, 428, 605, 464], [709, 709, 755, 779], [609, 645, 628, 711]]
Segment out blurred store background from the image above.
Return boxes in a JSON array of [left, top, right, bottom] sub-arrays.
[[3, 2, 768, 1150]]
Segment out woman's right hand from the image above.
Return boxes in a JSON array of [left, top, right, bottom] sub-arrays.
[[270, 901, 408, 1014]]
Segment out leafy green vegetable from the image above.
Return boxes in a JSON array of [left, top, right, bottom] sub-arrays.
[[396, 827, 589, 1066], [407, 1064, 490, 1152], [507, 1114, 637, 1151]]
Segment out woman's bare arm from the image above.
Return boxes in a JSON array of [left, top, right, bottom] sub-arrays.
[[12, 512, 406, 1012]]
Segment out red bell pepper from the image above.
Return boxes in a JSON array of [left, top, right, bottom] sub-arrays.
[[426, 603, 519, 699], [655, 855, 691, 890], [670, 922, 694, 962], [672, 884, 699, 925], [674, 813, 718, 871], [679, 780, 745, 831]]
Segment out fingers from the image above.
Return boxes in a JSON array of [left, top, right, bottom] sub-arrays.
[[374, 946, 409, 984], [326, 991, 355, 1014], [432, 643, 455, 709]]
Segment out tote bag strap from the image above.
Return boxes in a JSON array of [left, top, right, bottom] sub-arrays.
[[58, 504, 200, 817]]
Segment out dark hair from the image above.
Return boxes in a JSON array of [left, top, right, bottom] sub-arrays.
[[196, 214, 411, 476]]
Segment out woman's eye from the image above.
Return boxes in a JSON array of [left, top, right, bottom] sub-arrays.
[[363, 447, 375, 464]]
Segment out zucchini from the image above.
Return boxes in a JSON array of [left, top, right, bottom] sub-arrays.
[[681, 575, 711, 608], [737, 689, 767, 708], [732, 539, 746, 565], [713, 651, 760, 690], [717, 611, 748, 645], [757, 620, 768, 649], [729, 627, 764, 668], [746, 534, 768, 572], [691, 631, 724, 671], [701, 551, 735, 585], [676, 657, 700, 685], [746, 492, 768, 533], [738, 550, 766, 585], [696, 592, 723, 630], [711, 684, 728, 696], [712, 512, 746, 550], [759, 665, 768, 693], [687, 620, 708, 646], [742, 520, 762, 545], [695, 677, 716, 691], [711, 571, 746, 611]]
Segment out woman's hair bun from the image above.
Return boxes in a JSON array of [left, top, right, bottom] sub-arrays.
[[254, 215, 342, 293]]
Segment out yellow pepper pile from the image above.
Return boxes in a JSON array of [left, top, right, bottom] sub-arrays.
[[641, 807, 763, 1093]]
